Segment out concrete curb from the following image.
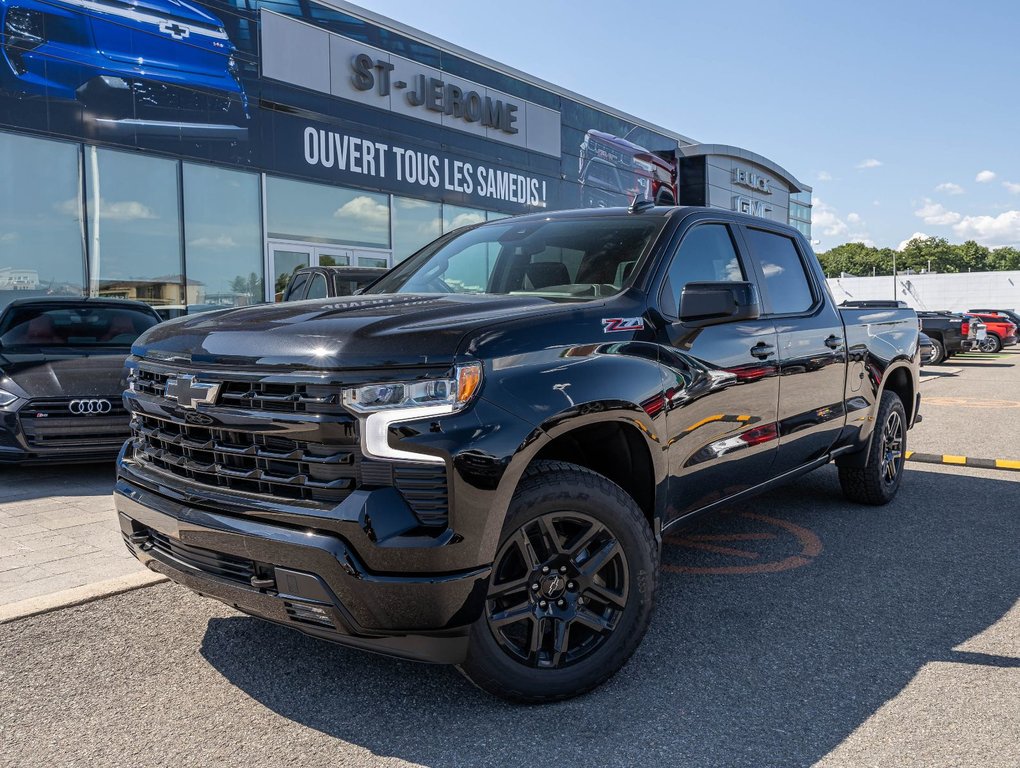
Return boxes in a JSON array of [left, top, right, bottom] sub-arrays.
[[0, 571, 168, 625]]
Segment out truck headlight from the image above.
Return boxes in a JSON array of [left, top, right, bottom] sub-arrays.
[[0, 388, 20, 408], [343, 362, 481, 413], [343, 363, 482, 463]]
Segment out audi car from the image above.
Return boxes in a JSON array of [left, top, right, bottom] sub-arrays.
[[0, 297, 161, 464], [0, 0, 249, 140]]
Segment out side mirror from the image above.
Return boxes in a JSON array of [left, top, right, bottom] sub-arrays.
[[679, 281, 761, 327]]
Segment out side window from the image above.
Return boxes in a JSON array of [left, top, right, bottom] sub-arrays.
[[660, 224, 744, 317], [743, 229, 815, 315], [284, 272, 308, 301], [305, 273, 328, 299]]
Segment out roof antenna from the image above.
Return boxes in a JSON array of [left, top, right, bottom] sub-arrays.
[[628, 195, 655, 214]]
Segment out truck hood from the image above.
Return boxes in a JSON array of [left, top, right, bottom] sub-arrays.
[[133, 294, 579, 370], [0, 350, 131, 399]]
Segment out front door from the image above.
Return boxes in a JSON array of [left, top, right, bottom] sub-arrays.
[[653, 218, 780, 522], [268, 241, 391, 301]]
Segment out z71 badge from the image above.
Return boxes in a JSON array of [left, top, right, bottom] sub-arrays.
[[602, 317, 645, 333]]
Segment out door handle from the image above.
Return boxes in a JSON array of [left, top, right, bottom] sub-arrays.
[[750, 342, 775, 360], [825, 334, 844, 349]]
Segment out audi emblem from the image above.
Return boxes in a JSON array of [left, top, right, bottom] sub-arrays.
[[68, 399, 113, 415]]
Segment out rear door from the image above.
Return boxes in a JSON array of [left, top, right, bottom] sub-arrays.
[[653, 215, 780, 521], [739, 225, 847, 475]]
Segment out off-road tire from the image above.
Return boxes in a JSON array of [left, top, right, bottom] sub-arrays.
[[839, 391, 907, 505], [457, 460, 658, 704]]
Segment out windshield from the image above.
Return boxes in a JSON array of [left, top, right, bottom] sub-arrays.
[[0, 305, 159, 350], [367, 216, 666, 301]]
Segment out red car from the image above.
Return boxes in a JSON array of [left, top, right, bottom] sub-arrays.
[[965, 312, 1019, 352]]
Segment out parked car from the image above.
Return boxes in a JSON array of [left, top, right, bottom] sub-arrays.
[[117, 204, 920, 702], [964, 311, 1018, 353], [0, 0, 249, 140], [918, 332, 934, 365], [0, 297, 160, 464], [282, 266, 387, 301], [916, 311, 978, 364], [968, 308, 1020, 327]]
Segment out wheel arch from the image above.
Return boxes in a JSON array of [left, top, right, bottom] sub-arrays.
[[481, 405, 668, 561]]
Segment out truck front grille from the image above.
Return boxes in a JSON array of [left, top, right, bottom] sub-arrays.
[[133, 369, 342, 414], [128, 364, 450, 526], [133, 412, 356, 504]]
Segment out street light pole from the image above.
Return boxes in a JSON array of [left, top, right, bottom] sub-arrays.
[[892, 251, 897, 300]]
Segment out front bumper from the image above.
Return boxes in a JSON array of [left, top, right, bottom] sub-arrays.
[[115, 479, 489, 664]]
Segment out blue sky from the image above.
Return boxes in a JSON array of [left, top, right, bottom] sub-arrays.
[[364, 0, 1020, 252]]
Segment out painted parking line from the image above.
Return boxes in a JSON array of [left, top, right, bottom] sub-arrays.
[[904, 450, 1020, 472]]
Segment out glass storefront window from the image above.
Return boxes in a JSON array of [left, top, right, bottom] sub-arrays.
[[486, 211, 511, 221], [266, 177, 390, 248], [392, 197, 441, 264], [0, 132, 84, 307], [85, 147, 183, 309], [443, 205, 486, 233], [183, 164, 264, 310]]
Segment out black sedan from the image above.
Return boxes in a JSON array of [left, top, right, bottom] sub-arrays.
[[0, 297, 160, 464]]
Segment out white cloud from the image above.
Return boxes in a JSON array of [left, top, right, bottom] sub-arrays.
[[812, 198, 871, 246], [952, 210, 1020, 246], [1003, 181, 1020, 194], [63, 198, 156, 221], [975, 170, 997, 183], [811, 197, 848, 238], [102, 200, 158, 221], [897, 232, 930, 251], [914, 199, 961, 226], [856, 159, 882, 169], [0, 232, 17, 243], [448, 211, 485, 230], [935, 182, 964, 195], [188, 235, 238, 250], [333, 195, 389, 230], [816, 171, 833, 181]]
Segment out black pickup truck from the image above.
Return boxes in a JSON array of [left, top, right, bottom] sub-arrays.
[[115, 205, 920, 702]]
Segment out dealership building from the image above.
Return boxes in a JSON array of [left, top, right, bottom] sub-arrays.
[[0, 0, 811, 312]]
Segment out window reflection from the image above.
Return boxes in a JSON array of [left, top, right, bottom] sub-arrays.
[[85, 147, 183, 308], [443, 204, 486, 233], [392, 196, 440, 264], [0, 133, 84, 308], [266, 176, 390, 248], [183, 163, 264, 310]]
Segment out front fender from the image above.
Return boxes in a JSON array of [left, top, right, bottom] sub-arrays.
[[470, 342, 670, 555]]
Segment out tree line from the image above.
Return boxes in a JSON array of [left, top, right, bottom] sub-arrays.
[[816, 237, 1020, 277]]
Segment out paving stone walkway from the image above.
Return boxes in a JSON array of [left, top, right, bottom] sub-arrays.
[[0, 463, 144, 606]]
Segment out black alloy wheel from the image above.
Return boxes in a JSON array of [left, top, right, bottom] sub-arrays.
[[879, 408, 904, 487], [838, 390, 908, 505], [458, 461, 657, 703], [485, 511, 629, 669]]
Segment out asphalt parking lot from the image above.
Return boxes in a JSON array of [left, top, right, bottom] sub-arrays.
[[1, 351, 1018, 768]]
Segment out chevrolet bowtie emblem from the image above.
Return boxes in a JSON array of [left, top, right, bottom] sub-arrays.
[[165, 375, 221, 409]]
